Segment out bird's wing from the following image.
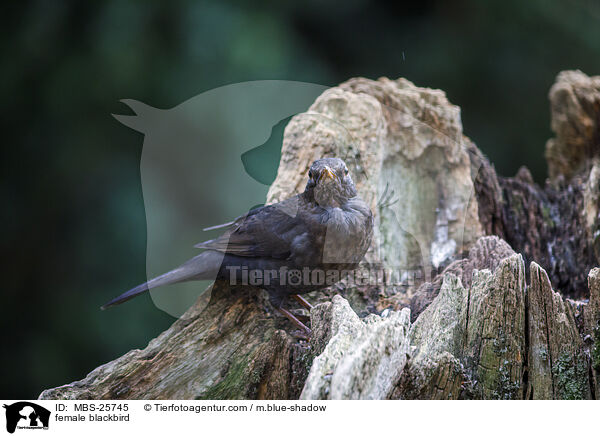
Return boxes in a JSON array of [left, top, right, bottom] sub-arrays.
[[195, 196, 312, 259], [202, 220, 236, 231]]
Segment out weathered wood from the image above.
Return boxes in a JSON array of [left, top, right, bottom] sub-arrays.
[[527, 262, 591, 399], [40, 283, 312, 399], [300, 296, 411, 399], [586, 268, 600, 399], [394, 273, 470, 400], [390, 250, 526, 400], [471, 71, 600, 300], [39, 71, 600, 400]]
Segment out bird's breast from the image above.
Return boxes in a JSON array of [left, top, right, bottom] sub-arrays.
[[315, 204, 372, 265]]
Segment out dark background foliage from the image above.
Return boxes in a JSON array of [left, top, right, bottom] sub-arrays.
[[2, 0, 599, 398]]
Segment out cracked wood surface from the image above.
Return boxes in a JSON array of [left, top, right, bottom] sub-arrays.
[[40, 71, 600, 400]]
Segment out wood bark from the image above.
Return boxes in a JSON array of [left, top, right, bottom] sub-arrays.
[[40, 71, 600, 400]]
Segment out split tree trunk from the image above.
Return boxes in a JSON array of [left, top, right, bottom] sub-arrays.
[[40, 71, 600, 400]]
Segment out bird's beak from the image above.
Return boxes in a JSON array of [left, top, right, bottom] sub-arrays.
[[319, 166, 338, 183]]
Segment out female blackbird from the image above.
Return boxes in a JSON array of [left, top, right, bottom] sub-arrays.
[[102, 158, 374, 333]]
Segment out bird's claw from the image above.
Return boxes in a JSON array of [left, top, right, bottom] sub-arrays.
[[277, 306, 312, 340]]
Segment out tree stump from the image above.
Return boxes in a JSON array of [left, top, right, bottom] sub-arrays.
[[40, 71, 600, 400]]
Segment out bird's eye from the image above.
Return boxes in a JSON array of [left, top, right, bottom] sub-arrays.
[[344, 168, 349, 175], [309, 170, 313, 179]]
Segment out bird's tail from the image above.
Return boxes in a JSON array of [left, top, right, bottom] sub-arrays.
[[101, 250, 223, 310]]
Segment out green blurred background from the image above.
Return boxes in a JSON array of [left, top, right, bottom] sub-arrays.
[[2, 0, 600, 398]]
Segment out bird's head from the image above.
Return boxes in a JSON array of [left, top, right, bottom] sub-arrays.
[[304, 158, 357, 207]]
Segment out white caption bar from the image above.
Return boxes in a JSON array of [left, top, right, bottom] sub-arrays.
[[0, 399, 592, 436]]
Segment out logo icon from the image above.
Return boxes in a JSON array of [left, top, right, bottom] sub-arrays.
[[3, 402, 50, 434]]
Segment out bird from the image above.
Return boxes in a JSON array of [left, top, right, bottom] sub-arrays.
[[101, 157, 374, 335]]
